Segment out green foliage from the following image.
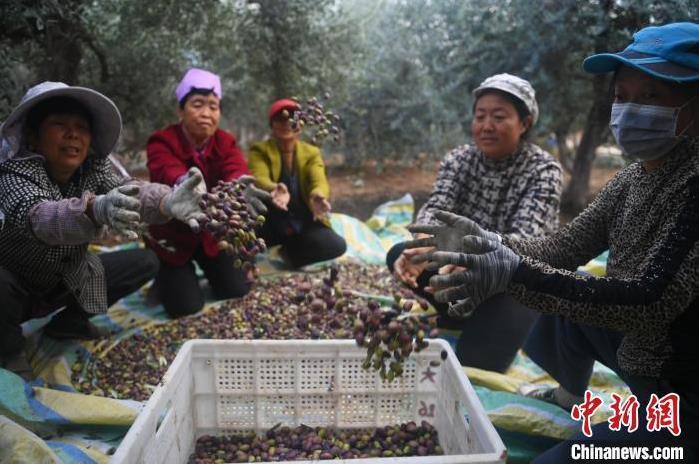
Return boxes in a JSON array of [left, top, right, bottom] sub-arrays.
[[339, 0, 466, 165], [0, 0, 90, 115], [224, 0, 360, 147], [0, 0, 357, 157], [1, 0, 697, 174], [79, 0, 237, 156], [413, 0, 697, 149]]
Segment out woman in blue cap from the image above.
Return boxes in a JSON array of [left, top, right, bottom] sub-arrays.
[[404, 22, 699, 460]]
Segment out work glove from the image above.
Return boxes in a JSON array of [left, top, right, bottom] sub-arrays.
[[92, 185, 141, 240], [427, 235, 520, 318], [175, 169, 207, 195], [161, 167, 206, 232], [237, 175, 271, 216], [405, 210, 500, 269]]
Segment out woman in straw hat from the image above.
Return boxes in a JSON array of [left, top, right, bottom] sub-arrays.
[[0, 81, 206, 380]]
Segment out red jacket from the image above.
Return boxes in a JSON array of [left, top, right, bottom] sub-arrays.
[[146, 124, 249, 266]]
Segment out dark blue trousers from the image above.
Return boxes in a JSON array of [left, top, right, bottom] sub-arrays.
[[525, 314, 699, 463], [523, 314, 624, 396], [0, 248, 159, 355]]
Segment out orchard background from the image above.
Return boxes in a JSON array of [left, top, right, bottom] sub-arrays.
[[1, 0, 696, 216]]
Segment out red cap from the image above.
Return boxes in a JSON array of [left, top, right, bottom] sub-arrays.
[[268, 98, 301, 120]]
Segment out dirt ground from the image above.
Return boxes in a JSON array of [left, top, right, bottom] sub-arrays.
[[327, 160, 620, 222], [327, 160, 438, 220]]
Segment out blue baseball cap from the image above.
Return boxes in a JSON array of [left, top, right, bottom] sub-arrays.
[[583, 22, 699, 82]]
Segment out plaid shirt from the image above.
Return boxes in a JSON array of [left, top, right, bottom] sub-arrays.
[[0, 153, 170, 314], [417, 142, 562, 240]]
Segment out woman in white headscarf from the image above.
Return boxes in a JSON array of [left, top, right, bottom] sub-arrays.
[[388, 73, 562, 372]]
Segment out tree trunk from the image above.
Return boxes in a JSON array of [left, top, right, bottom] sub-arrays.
[[560, 0, 613, 215], [560, 72, 612, 214], [270, 15, 287, 99], [256, 0, 297, 100], [45, 18, 83, 83], [554, 126, 574, 173]]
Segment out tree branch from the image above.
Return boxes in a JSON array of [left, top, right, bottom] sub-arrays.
[[77, 25, 110, 82]]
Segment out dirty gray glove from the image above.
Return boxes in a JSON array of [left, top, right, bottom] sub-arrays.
[[427, 235, 521, 318], [92, 184, 141, 240], [238, 175, 271, 216], [405, 210, 500, 269], [175, 169, 207, 195], [161, 167, 206, 232]]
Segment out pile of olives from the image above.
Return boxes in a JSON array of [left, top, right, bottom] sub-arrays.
[[189, 421, 443, 463], [354, 298, 439, 382], [72, 263, 416, 400]]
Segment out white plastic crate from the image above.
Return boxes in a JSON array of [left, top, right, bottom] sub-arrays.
[[112, 339, 506, 464]]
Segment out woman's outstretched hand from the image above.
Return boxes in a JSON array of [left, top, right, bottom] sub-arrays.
[[271, 182, 290, 211], [310, 192, 331, 222]]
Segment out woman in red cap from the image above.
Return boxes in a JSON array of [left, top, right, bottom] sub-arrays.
[[146, 68, 269, 317], [248, 99, 346, 268]]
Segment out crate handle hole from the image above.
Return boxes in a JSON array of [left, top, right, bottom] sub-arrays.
[[155, 400, 173, 437]]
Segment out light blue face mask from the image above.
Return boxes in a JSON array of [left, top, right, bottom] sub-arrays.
[[609, 97, 695, 161]]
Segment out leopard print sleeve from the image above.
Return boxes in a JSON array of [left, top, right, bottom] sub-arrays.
[[507, 176, 699, 334]]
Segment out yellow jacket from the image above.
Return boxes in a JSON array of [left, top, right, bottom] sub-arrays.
[[248, 139, 331, 226]]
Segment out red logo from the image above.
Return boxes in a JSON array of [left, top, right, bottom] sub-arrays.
[[608, 393, 640, 432], [570, 391, 682, 437], [571, 390, 603, 437], [646, 393, 681, 436]]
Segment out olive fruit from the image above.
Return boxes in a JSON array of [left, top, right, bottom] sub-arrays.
[[355, 298, 440, 381], [199, 179, 267, 264], [188, 422, 443, 462], [282, 93, 342, 147]]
